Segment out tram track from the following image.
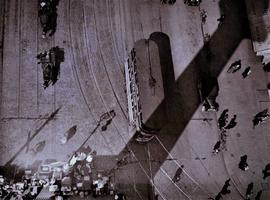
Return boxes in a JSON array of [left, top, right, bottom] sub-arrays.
[[88, 2, 207, 197], [154, 135, 214, 198], [36, 2, 39, 115], [106, 0, 125, 75], [67, 0, 97, 122], [73, 2, 177, 198], [0, 0, 7, 120], [68, 0, 117, 155], [92, 0, 128, 120], [18, 0, 22, 118], [84, 0, 128, 124]]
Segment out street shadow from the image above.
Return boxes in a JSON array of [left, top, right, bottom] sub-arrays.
[[61, 125, 77, 143], [48, 0, 60, 37], [133, 39, 168, 129], [30, 140, 46, 155], [0, 164, 25, 182], [124, 0, 251, 178], [66, 0, 251, 197], [3, 107, 60, 167], [0, 0, 251, 198]]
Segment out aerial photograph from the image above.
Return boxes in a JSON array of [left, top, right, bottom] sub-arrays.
[[0, 0, 270, 199]]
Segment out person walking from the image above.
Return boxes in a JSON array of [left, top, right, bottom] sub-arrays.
[[253, 109, 269, 128], [201, 9, 207, 24], [239, 155, 249, 171], [214, 193, 223, 200], [220, 179, 231, 195], [225, 115, 237, 129], [213, 141, 221, 154], [245, 182, 254, 200], [218, 109, 229, 130], [242, 66, 251, 78], [172, 165, 185, 183], [217, 14, 225, 27], [227, 60, 241, 73], [255, 190, 262, 200], [262, 163, 270, 179]]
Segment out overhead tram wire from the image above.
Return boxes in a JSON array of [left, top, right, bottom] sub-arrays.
[[154, 135, 213, 198]]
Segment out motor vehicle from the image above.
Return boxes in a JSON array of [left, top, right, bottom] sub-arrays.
[[38, 0, 54, 38], [38, 159, 65, 179], [37, 47, 60, 89]]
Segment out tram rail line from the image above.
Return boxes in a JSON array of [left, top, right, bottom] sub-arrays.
[[68, 0, 116, 154], [82, 1, 127, 153], [71, 2, 175, 198], [92, 0, 128, 120], [67, 0, 97, 122], [84, 0, 128, 124], [18, 0, 22, 118], [0, 0, 5, 120], [106, 0, 125, 76]]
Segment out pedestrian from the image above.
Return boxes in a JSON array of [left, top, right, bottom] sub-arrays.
[[252, 117, 261, 128], [217, 14, 225, 22], [227, 60, 241, 73], [263, 62, 270, 72], [255, 109, 269, 119], [239, 155, 249, 171], [115, 193, 126, 200], [201, 10, 207, 24], [220, 179, 231, 195], [172, 165, 184, 183], [262, 163, 270, 179], [225, 115, 237, 129], [213, 141, 221, 153], [253, 109, 269, 128], [218, 109, 229, 130], [242, 66, 251, 78], [245, 182, 254, 199], [101, 118, 112, 131], [255, 190, 262, 200], [213, 192, 223, 200], [217, 14, 225, 26]]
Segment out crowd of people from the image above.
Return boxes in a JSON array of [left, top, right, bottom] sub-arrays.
[[208, 59, 270, 199], [0, 146, 127, 200]]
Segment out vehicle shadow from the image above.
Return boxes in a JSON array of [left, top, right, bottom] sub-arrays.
[[51, 46, 64, 85]]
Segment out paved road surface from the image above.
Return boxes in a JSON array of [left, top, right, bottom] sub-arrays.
[[0, 0, 270, 199]]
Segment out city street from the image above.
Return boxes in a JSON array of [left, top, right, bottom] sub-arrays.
[[0, 0, 270, 199]]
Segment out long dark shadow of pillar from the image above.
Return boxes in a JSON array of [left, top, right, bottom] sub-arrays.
[[125, 0, 250, 180]]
